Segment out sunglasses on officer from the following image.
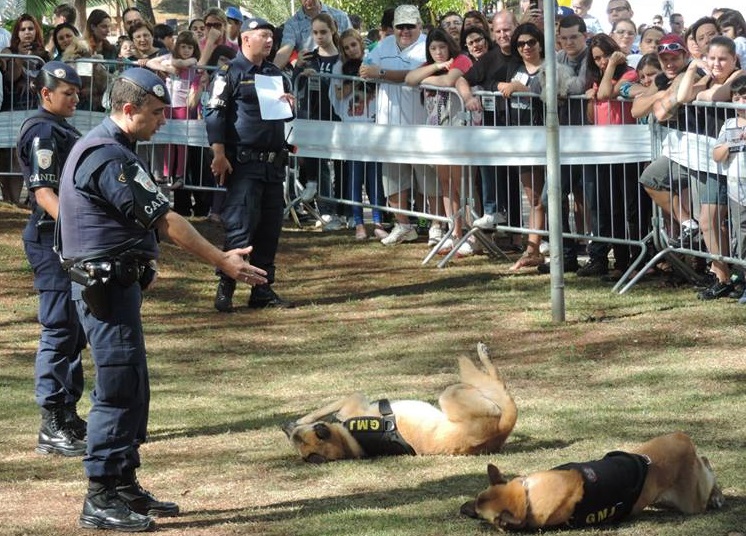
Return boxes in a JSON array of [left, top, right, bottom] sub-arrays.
[[658, 42, 685, 54]]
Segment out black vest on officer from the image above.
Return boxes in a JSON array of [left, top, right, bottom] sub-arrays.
[[553, 451, 649, 528], [203, 52, 290, 151], [58, 118, 161, 260], [18, 109, 81, 240]]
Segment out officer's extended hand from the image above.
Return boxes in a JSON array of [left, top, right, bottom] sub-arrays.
[[222, 246, 268, 285], [211, 153, 233, 186]]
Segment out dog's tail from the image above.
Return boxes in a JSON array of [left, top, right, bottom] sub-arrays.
[[476, 342, 500, 380]]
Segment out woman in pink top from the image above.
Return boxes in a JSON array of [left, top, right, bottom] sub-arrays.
[[583, 33, 640, 279], [405, 28, 473, 256]]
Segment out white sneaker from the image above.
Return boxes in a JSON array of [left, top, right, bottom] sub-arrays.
[[472, 213, 504, 230], [437, 238, 455, 254], [428, 225, 444, 246], [456, 240, 475, 257], [299, 181, 318, 202], [381, 223, 418, 245]]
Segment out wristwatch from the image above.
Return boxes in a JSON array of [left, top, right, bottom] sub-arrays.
[[379, 69, 387, 79]]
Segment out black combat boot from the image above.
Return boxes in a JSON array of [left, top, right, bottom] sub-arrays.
[[214, 277, 236, 312], [117, 471, 179, 517], [36, 406, 87, 456], [63, 402, 87, 440], [79, 477, 154, 532]]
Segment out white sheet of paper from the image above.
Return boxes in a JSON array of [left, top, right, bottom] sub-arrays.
[[255, 74, 293, 120]]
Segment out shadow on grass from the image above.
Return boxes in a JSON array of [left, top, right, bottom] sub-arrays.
[[158, 478, 745, 534], [162, 471, 485, 529]]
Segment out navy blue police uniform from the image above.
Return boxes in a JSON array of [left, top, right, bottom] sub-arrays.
[[58, 68, 178, 531], [204, 17, 294, 311], [18, 61, 87, 456]]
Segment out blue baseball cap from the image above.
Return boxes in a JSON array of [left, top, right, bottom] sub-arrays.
[[241, 16, 275, 33], [40, 60, 82, 88], [118, 67, 171, 105], [225, 6, 243, 22]]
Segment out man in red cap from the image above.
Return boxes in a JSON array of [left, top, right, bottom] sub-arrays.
[[633, 34, 700, 257]]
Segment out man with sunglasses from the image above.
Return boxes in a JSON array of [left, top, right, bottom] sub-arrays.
[[633, 34, 702, 252], [273, 0, 351, 69], [605, 0, 633, 26]]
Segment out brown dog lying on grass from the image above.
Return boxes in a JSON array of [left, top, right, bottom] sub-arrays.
[[461, 432, 724, 531], [282, 343, 517, 463]]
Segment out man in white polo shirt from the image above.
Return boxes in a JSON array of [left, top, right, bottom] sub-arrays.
[[360, 4, 440, 245]]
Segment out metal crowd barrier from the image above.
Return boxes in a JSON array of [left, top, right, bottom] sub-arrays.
[[3, 57, 745, 295]]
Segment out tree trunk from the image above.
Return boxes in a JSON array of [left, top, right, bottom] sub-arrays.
[[137, 0, 156, 24], [75, 0, 86, 31]]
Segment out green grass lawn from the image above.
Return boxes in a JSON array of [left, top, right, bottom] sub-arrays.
[[0, 203, 744, 535]]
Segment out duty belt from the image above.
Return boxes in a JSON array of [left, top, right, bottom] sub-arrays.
[[240, 149, 278, 163]]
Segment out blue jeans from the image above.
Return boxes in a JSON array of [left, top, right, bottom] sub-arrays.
[[346, 160, 385, 226]]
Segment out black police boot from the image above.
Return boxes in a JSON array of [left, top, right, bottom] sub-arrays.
[[79, 477, 154, 532], [63, 402, 87, 440], [36, 406, 87, 457], [248, 284, 295, 309], [117, 471, 180, 517], [214, 277, 236, 313]]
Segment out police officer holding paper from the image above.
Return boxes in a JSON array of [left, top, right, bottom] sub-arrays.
[[18, 61, 86, 457], [204, 17, 295, 313], [58, 68, 267, 532]]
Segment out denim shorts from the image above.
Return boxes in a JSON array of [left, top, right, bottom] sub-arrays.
[[639, 156, 727, 205]]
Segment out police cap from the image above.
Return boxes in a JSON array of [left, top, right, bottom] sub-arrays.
[[118, 67, 171, 105], [241, 17, 275, 34], [40, 61, 82, 88]]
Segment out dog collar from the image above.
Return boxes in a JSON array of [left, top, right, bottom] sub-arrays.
[[343, 399, 416, 457]]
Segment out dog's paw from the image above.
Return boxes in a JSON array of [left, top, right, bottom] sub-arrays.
[[708, 485, 725, 509]]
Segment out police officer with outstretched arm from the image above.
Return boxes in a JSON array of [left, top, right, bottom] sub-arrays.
[[205, 17, 295, 312], [18, 62, 87, 457], [58, 68, 267, 532]]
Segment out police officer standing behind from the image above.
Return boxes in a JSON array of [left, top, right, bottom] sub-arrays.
[[58, 68, 268, 532], [205, 17, 295, 312], [18, 62, 87, 457]]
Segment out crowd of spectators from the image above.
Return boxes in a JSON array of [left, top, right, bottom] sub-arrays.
[[1, 2, 746, 304]]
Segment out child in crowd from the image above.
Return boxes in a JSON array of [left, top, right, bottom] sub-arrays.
[[294, 13, 344, 229], [717, 9, 746, 69], [619, 53, 662, 104], [713, 75, 746, 303], [147, 31, 201, 192], [571, 0, 603, 36], [193, 44, 236, 223], [405, 28, 473, 256], [117, 37, 135, 61], [330, 29, 388, 240]]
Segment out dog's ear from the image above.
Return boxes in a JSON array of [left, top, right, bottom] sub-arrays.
[[487, 463, 507, 485], [313, 422, 332, 440]]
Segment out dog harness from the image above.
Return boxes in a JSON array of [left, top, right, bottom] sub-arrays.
[[343, 399, 416, 457], [553, 451, 650, 528]]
